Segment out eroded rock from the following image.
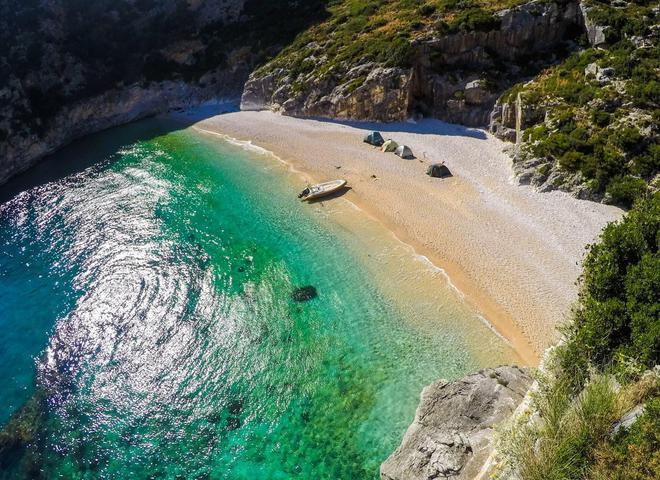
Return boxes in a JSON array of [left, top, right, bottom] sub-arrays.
[[380, 366, 532, 480]]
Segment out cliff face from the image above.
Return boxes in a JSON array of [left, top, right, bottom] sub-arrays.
[[0, 0, 328, 184], [488, 0, 659, 207], [241, 1, 584, 126], [380, 366, 533, 480]]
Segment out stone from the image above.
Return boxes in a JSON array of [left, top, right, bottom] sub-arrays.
[[292, 286, 318, 302], [380, 366, 533, 480], [595, 67, 615, 83], [612, 404, 645, 435], [464, 80, 491, 105], [584, 62, 599, 77], [580, 3, 609, 46]]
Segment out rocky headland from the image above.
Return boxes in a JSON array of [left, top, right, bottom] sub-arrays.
[[380, 367, 533, 480]]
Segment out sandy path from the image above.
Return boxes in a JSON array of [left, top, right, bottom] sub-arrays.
[[190, 111, 622, 363]]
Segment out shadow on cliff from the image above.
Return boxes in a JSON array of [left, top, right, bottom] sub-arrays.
[[0, 103, 238, 205], [306, 116, 489, 140]]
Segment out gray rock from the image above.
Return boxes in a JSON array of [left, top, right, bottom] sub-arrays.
[[596, 67, 615, 83], [580, 3, 609, 46], [464, 80, 491, 105], [584, 62, 599, 77], [380, 366, 532, 480], [612, 404, 645, 436]]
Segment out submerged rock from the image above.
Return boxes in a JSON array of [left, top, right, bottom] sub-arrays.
[[292, 286, 318, 302], [380, 366, 532, 480]]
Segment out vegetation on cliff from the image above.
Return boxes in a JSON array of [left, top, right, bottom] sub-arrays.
[[257, 0, 526, 77], [498, 192, 660, 479], [503, 0, 659, 207]]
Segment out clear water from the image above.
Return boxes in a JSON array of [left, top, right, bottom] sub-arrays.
[[0, 118, 514, 479]]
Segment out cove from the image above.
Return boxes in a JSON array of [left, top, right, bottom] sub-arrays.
[[0, 117, 516, 479]]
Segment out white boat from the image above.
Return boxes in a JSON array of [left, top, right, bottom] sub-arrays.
[[298, 179, 347, 201]]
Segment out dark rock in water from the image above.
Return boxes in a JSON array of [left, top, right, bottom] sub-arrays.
[[226, 416, 241, 431], [237, 266, 245, 273], [292, 286, 317, 302], [228, 399, 243, 415], [380, 366, 532, 480]]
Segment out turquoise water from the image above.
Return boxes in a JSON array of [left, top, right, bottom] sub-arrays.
[[0, 119, 510, 479]]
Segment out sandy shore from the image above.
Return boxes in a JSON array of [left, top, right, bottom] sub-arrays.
[[189, 110, 622, 364]]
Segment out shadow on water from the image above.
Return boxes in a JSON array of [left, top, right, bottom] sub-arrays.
[[0, 103, 238, 205], [305, 116, 489, 140]]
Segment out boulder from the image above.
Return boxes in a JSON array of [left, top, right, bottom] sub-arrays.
[[580, 3, 609, 46], [595, 67, 615, 83], [464, 80, 491, 105], [427, 163, 452, 178], [292, 286, 318, 302], [380, 366, 532, 480]]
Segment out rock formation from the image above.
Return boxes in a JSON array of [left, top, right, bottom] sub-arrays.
[[380, 366, 533, 480], [242, 1, 584, 126], [0, 0, 327, 185]]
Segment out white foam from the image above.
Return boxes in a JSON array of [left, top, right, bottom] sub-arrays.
[[192, 126, 305, 175]]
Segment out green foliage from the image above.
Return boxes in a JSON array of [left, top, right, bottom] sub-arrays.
[[499, 193, 660, 480], [259, 0, 525, 94], [447, 7, 501, 33], [508, 1, 658, 206], [589, 397, 660, 480], [558, 193, 659, 389]]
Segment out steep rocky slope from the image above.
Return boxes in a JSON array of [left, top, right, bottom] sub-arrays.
[[242, 0, 584, 126], [0, 0, 328, 184], [491, 0, 659, 207], [242, 0, 657, 207], [380, 366, 533, 480]]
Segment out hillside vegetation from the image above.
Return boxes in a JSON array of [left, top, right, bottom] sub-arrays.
[[257, 0, 527, 81], [505, 0, 659, 207], [498, 192, 660, 479]]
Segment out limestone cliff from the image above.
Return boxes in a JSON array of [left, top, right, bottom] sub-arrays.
[[0, 0, 327, 184], [488, 0, 658, 207], [241, 1, 584, 125], [380, 366, 533, 480]]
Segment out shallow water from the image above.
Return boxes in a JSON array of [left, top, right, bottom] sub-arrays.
[[0, 118, 515, 479]]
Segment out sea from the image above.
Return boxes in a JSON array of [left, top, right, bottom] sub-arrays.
[[0, 116, 516, 479]]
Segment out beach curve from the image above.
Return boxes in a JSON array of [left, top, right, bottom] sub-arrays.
[[188, 110, 623, 364]]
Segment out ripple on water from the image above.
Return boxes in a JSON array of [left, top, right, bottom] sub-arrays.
[[0, 123, 515, 479]]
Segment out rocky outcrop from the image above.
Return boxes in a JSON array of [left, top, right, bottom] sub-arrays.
[[0, 0, 328, 186], [0, 69, 248, 185], [380, 366, 533, 480], [243, 64, 411, 121], [580, 1, 609, 46], [242, 1, 584, 126]]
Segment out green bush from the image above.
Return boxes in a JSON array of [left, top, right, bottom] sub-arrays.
[[448, 7, 501, 32], [589, 397, 660, 480], [559, 193, 659, 386], [606, 176, 648, 208]]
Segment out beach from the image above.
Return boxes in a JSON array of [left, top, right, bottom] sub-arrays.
[[192, 111, 623, 363]]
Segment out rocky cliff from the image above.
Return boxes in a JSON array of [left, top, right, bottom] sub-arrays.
[[241, 1, 584, 125], [380, 366, 533, 480], [0, 0, 328, 184], [489, 0, 659, 207]]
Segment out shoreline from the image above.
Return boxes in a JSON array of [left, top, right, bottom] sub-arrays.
[[186, 110, 622, 365]]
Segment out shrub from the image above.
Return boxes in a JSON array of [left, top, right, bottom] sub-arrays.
[[606, 175, 648, 208], [589, 397, 660, 480], [559, 193, 659, 385], [448, 7, 501, 33]]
